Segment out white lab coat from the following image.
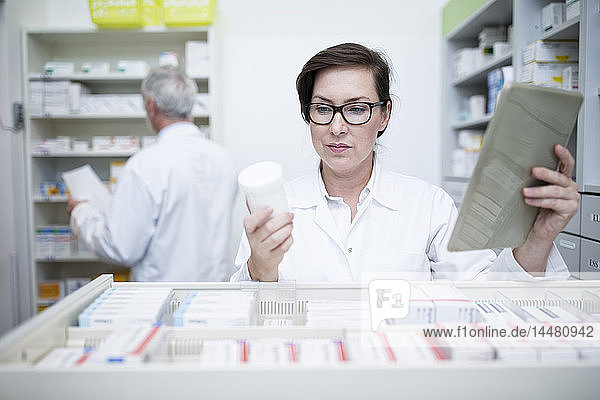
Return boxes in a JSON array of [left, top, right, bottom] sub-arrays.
[[71, 122, 237, 281], [231, 160, 569, 282]]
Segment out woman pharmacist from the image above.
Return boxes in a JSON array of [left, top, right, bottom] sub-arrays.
[[231, 43, 578, 283]]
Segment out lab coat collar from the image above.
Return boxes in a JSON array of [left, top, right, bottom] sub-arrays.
[[288, 155, 401, 211], [370, 160, 402, 211], [156, 121, 202, 142], [316, 162, 374, 204]]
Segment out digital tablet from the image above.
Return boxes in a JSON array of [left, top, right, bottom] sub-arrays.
[[448, 82, 583, 251]]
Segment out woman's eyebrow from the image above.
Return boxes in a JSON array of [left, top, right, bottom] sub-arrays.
[[311, 95, 371, 103]]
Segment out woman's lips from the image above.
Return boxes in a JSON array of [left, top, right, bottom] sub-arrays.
[[327, 143, 351, 153]]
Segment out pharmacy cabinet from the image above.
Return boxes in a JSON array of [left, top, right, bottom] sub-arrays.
[[1, 276, 600, 399], [442, 0, 600, 278], [555, 232, 581, 277], [581, 194, 600, 241], [21, 28, 216, 315], [580, 238, 600, 278]]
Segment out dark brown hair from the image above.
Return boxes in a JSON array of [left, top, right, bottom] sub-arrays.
[[296, 43, 392, 137]]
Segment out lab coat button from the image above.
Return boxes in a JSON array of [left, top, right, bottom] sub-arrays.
[[347, 247, 352, 254]]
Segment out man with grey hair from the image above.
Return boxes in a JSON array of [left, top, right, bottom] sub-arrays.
[[67, 66, 237, 281]]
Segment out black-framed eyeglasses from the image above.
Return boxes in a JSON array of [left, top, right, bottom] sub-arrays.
[[307, 101, 387, 125]]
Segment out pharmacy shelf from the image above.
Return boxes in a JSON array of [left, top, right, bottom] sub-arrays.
[[28, 73, 209, 82], [446, 0, 513, 41], [29, 111, 210, 120], [451, 114, 492, 130], [443, 0, 600, 276], [33, 196, 68, 203], [32, 151, 137, 158], [584, 184, 600, 194], [21, 27, 218, 318], [452, 53, 512, 87], [35, 254, 99, 263], [443, 175, 470, 182], [539, 16, 580, 41]]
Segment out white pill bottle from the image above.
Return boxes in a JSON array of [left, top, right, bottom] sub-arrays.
[[238, 161, 289, 216]]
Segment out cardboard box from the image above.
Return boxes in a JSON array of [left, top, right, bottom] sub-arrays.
[[542, 3, 564, 31], [520, 62, 574, 87], [80, 61, 110, 75], [43, 80, 70, 114], [39, 280, 64, 300], [185, 41, 209, 77], [566, 0, 580, 20], [43, 61, 74, 76], [117, 60, 149, 75], [561, 65, 579, 90], [419, 284, 477, 323], [29, 81, 43, 115], [522, 40, 578, 63]]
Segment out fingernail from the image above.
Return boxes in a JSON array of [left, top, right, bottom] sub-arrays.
[[265, 207, 273, 214], [523, 188, 531, 195]]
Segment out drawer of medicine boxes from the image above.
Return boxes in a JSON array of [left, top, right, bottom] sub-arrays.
[[555, 232, 580, 277], [581, 194, 600, 241], [580, 238, 600, 280]]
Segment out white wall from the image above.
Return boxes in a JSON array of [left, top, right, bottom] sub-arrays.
[[1, 0, 49, 334], [0, 1, 17, 335], [0, 0, 445, 320], [217, 0, 444, 183]]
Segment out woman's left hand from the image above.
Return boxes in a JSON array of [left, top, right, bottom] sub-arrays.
[[513, 144, 579, 274]]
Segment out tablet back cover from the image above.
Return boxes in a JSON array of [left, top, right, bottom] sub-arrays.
[[448, 82, 583, 251]]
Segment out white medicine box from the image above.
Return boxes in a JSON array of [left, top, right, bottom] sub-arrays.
[[520, 62, 574, 87], [566, 0, 581, 20], [522, 40, 578, 64], [185, 41, 209, 77], [542, 3, 564, 32]]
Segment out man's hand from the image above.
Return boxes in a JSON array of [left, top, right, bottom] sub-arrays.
[[66, 196, 85, 217], [513, 144, 579, 275], [244, 207, 294, 281]]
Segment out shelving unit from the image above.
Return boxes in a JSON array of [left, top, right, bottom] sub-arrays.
[[451, 52, 512, 86], [1, 276, 600, 399], [29, 111, 209, 119], [451, 114, 493, 130], [32, 151, 138, 157], [441, 0, 600, 277], [21, 28, 216, 316], [27, 73, 210, 82], [442, 0, 513, 209]]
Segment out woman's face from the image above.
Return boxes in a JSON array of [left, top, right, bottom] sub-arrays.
[[310, 65, 390, 176]]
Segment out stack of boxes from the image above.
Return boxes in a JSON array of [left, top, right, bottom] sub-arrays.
[[37, 278, 91, 313], [29, 81, 91, 115], [452, 130, 484, 178], [32, 135, 156, 155], [35, 226, 74, 259], [185, 41, 209, 77], [78, 287, 172, 327], [487, 65, 514, 114], [453, 25, 511, 80], [520, 40, 578, 89], [35, 225, 98, 261], [541, 1, 581, 32], [172, 291, 257, 327]]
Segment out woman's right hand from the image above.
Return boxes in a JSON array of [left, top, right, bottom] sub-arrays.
[[244, 207, 294, 281]]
